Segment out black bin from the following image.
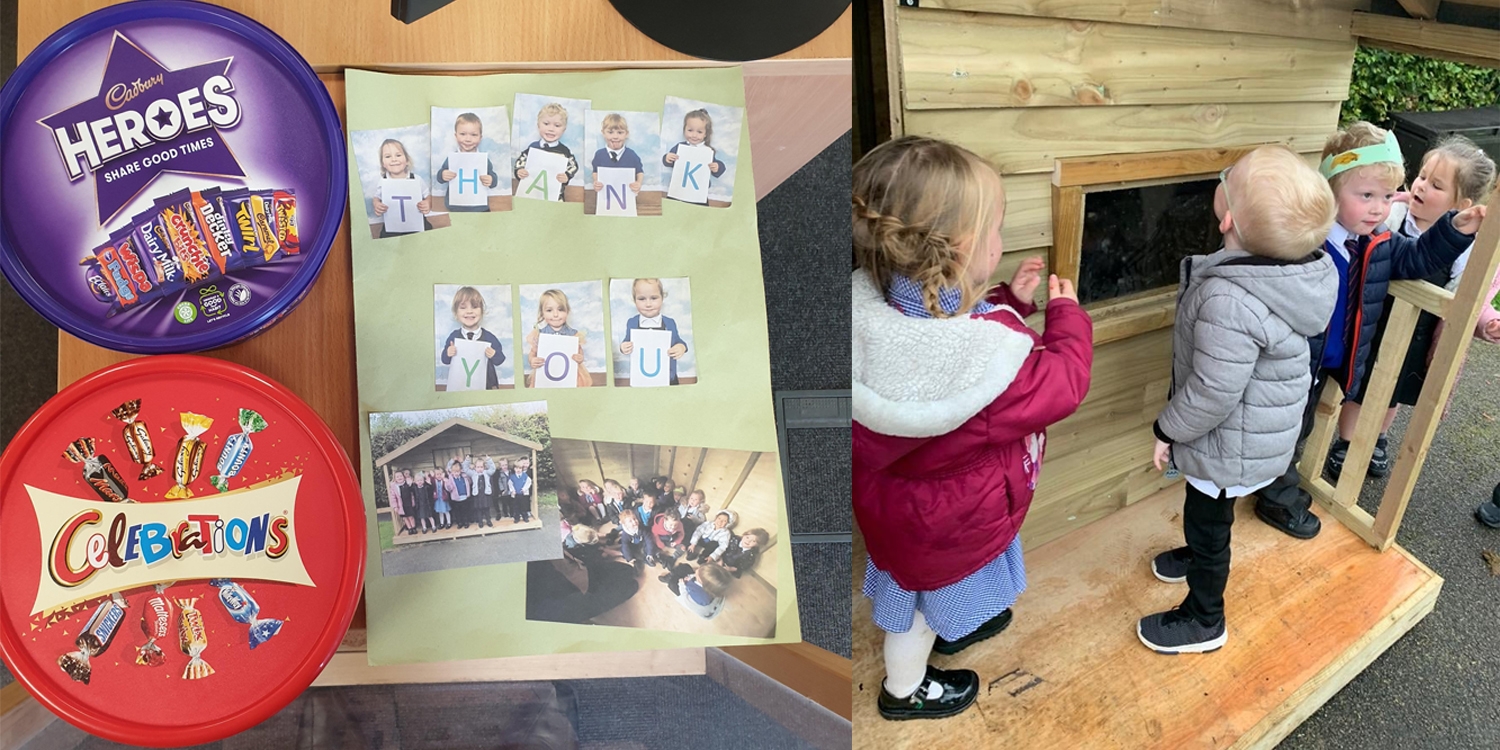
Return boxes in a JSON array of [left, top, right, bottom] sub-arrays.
[[1388, 107, 1500, 187]]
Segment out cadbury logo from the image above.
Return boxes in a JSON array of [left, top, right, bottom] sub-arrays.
[[104, 74, 164, 110]]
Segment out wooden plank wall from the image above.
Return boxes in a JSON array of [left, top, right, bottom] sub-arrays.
[[890, 2, 1362, 547]]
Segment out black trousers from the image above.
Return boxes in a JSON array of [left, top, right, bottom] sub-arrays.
[[1256, 371, 1329, 513], [475, 492, 493, 523], [1181, 482, 1235, 626]]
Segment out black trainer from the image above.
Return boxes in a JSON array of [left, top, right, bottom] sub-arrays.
[[876, 665, 979, 721], [932, 609, 1012, 655], [1137, 609, 1227, 654], [1368, 434, 1391, 478], [1151, 546, 1192, 583], [1323, 438, 1349, 482], [1477, 484, 1500, 528], [1254, 496, 1321, 539]]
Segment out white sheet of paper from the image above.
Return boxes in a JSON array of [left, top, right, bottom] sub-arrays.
[[380, 179, 425, 233], [447, 152, 489, 206], [535, 332, 580, 388], [595, 166, 637, 217], [445, 337, 490, 391], [628, 328, 671, 388], [518, 148, 567, 202], [667, 144, 713, 204]]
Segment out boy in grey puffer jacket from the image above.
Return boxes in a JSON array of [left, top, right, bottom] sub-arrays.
[[1137, 146, 1339, 654]]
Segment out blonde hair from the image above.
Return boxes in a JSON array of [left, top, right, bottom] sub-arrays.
[[696, 563, 732, 597], [454, 112, 482, 132], [535, 289, 570, 327], [683, 109, 714, 147], [601, 113, 628, 132], [451, 286, 486, 317], [1231, 146, 1337, 261], [1322, 122, 1405, 192], [378, 139, 412, 178], [538, 103, 568, 128], [852, 136, 1002, 318], [1423, 135, 1498, 206], [632, 278, 665, 298]]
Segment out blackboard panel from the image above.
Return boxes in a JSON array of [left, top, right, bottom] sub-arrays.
[[1078, 178, 1222, 306]]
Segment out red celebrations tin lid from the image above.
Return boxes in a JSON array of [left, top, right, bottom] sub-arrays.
[[0, 356, 365, 747], [0, 1, 347, 354]]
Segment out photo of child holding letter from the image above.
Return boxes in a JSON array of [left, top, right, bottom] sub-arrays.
[[434, 284, 514, 391], [351, 124, 451, 239], [511, 94, 590, 204], [610, 277, 696, 387], [659, 95, 743, 208], [519, 282, 606, 388], [431, 106, 512, 213], [584, 109, 663, 217]]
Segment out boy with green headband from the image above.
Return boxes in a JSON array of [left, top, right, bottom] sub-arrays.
[[1253, 122, 1487, 540]]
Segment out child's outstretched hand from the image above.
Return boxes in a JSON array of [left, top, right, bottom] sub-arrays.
[[709, 162, 721, 175], [1152, 439, 1171, 471], [517, 168, 530, 180], [1048, 274, 1078, 303], [630, 180, 642, 193], [441, 169, 456, 182], [530, 356, 544, 368], [417, 198, 431, 214], [572, 352, 585, 363], [556, 173, 569, 184], [594, 179, 603, 191], [621, 341, 634, 355], [484, 346, 495, 358], [668, 343, 687, 359], [480, 174, 494, 187], [1454, 204, 1488, 235], [372, 197, 387, 216], [446, 342, 457, 357], [1011, 256, 1045, 302]]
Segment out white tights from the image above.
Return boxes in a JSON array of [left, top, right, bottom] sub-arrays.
[[883, 609, 938, 698]]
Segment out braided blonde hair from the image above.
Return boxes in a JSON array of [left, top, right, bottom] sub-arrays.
[[853, 136, 1003, 318]]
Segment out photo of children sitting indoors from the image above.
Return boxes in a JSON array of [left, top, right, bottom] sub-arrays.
[[526, 439, 783, 638]]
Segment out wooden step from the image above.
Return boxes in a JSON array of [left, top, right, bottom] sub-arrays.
[[853, 483, 1443, 749]]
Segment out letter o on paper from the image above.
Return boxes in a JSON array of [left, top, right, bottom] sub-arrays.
[[543, 351, 570, 382]]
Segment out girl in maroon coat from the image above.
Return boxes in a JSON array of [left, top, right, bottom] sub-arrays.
[[853, 136, 1094, 721]]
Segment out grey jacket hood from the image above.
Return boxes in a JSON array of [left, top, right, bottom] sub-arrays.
[[1182, 248, 1337, 339]]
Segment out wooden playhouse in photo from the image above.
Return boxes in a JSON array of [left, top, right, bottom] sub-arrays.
[[855, 1, 1500, 747]]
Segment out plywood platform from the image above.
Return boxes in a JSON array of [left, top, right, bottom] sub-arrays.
[[389, 515, 542, 545], [853, 483, 1443, 749]]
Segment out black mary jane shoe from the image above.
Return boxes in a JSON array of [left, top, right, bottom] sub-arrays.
[[933, 608, 1013, 656], [876, 665, 979, 721]]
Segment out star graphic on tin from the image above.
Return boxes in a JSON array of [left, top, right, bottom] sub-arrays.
[[39, 31, 245, 225]]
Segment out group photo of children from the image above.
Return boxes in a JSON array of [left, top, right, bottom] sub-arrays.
[[350, 92, 743, 239], [426, 278, 696, 390], [367, 402, 562, 578], [858, 117, 1500, 720], [526, 439, 781, 638]]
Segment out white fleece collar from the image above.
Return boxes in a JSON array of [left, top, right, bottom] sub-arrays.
[[851, 270, 1035, 437]]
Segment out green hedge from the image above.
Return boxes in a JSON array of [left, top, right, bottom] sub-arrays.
[[1341, 47, 1500, 127]]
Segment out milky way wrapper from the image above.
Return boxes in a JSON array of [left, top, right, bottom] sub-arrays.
[[210, 408, 265, 492], [210, 579, 283, 648], [57, 593, 128, 685], [165, 412, 214, 499], [176, 598, 214, 680], [62, 437, 130, 503], [110, 399, 163, 480], [136, 584, 174, 667]]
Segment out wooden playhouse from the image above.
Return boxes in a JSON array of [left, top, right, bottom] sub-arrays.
[[855, 2, 1500, 747]]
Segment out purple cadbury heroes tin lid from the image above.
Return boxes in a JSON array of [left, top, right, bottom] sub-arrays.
[[0, 0, 346, 354]]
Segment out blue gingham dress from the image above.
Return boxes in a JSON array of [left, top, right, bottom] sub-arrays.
[[862, 274, 1029, 642]]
